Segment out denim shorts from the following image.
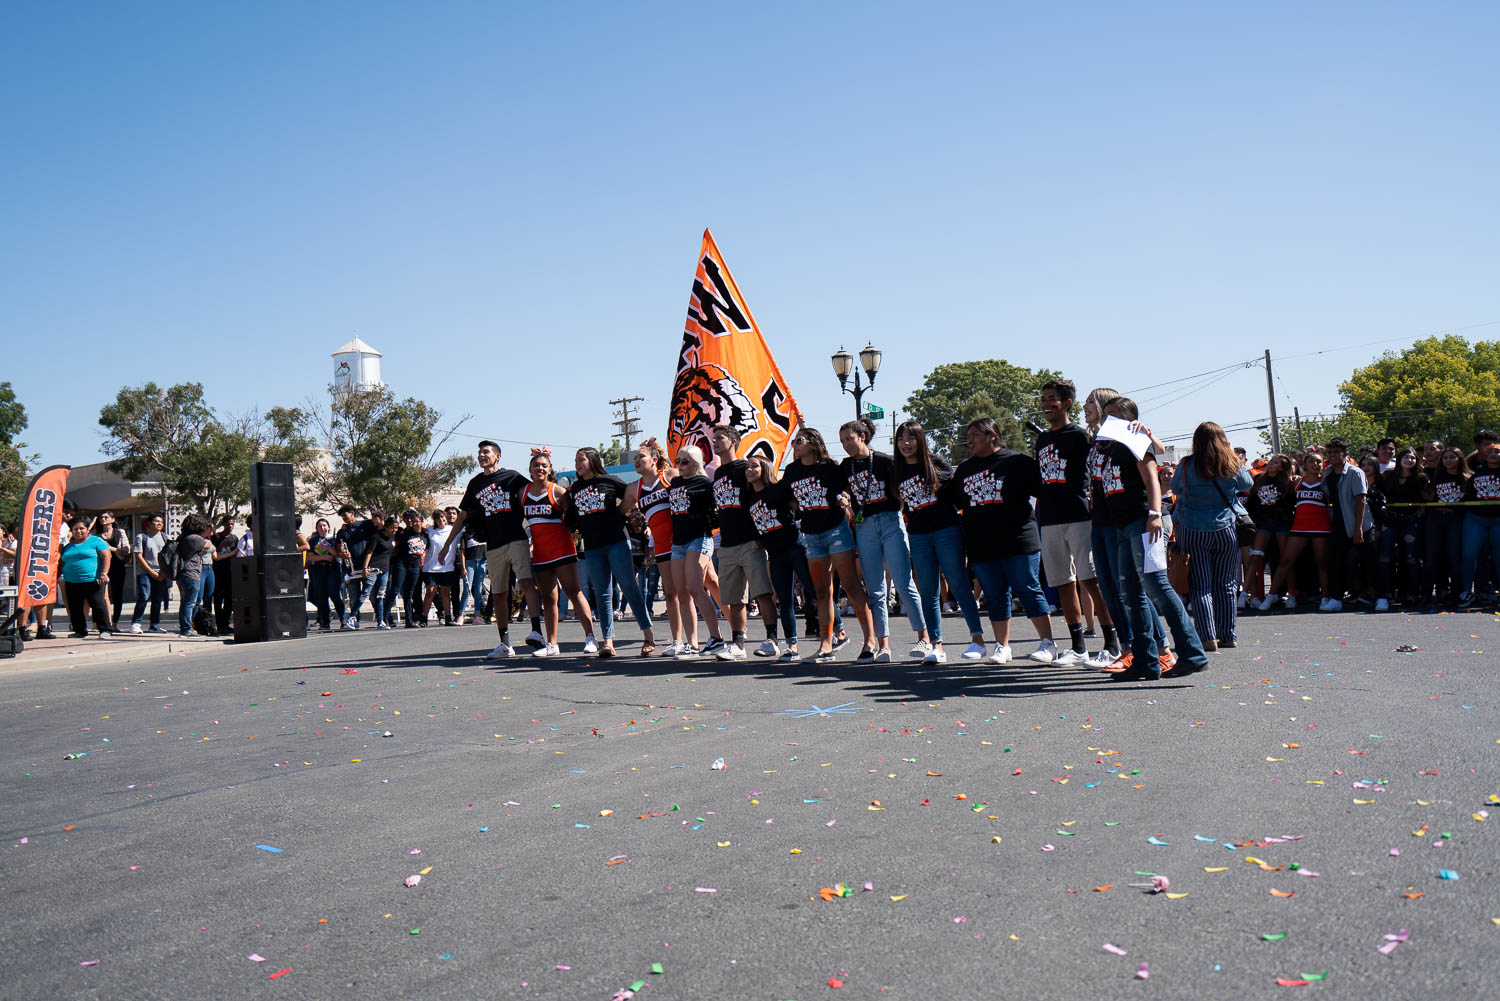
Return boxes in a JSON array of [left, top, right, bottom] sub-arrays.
[[671, 536, 714, 561], [803, 521, 855, 560]]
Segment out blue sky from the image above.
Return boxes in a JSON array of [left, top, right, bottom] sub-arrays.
[[4, 1, 1497, 472]]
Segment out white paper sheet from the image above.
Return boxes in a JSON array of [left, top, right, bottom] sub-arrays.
[[1142, 533, 1168, 574], [1097, 416, 1152, 460]]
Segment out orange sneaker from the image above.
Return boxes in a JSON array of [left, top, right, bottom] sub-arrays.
[[1100, 652, 1134, 674]]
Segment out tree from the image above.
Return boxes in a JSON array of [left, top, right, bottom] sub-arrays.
[[1259, 411, 1384, 455], [1337, 335, 1500, 447], [598, 441, 625, 466], [98, 382, 318, 517], [0, 381, 31, 525], [307, 386, 476, 513], [904, 359, 1072, 462]]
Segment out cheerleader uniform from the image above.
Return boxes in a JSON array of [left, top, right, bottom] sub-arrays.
[[638, 475, 675, 560], [524, 483, 577, 568], [1289, 478, 1332, 535]]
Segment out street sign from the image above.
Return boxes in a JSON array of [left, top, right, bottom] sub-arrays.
[[863, 402, 884, 419]]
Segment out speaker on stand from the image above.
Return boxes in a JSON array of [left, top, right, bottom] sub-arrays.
[[235, 463, 308, 643]]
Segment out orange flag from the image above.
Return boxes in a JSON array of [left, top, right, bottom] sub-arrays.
[[14, 465, 71, 610], [668, 229, 802, 466]]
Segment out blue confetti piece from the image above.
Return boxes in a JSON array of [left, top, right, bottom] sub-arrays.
[[1194, 835, 1218, 842], [1438, 869, 1459, 880], [574, 824, 591, 829], [569, 769, 587, 773], [255, 845, 283, 853], [802, 799, 821, 804], [1084, 782, 1100, 788], [1147, 836, 1170, 846], [1224, 842, 1239, 850], [479, 827, 489, 833]]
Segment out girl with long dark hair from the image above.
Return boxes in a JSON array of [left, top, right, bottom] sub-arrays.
[[1170, 421, 1254, 649], [893, 420, 985, 663], [569, 446, 658, 657]]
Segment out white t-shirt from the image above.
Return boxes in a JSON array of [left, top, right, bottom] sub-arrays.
[[423, 526, 455, 572]]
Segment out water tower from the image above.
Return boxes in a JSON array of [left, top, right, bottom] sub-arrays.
[[331, 336, 384, 395]]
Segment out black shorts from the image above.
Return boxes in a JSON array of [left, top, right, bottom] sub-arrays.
[[424, 570, 458, 588]]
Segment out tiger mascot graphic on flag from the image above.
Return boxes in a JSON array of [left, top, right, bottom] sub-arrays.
[[670, 358, 759, 459]]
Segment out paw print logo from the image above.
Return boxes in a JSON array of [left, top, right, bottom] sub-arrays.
[[26, 580, 50, 601]]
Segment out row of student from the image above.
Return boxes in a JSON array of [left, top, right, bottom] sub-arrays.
[[1239, 432, 1500, 611], [446, 380, 1207, 683]]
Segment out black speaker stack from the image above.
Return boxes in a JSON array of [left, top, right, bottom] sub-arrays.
[[234, 462, 307, 643]]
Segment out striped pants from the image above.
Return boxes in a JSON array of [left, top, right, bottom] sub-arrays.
[[1182, 525, 1241, 644]]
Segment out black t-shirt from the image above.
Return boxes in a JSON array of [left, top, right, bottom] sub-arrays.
[[1379, 470, 1429, 507], [367, 533, 395, 572], [712, 460, 757, 547], [779, 460, 849, 535], [568, 474, 629, 551], [397, 528, 428, 569], [944, 449, 1042, 561], [1429, 468, 1467, 508], [894, 455, 959, 535], [1093, 441, 1153, 527], [1247, 475, 1295, 525], [1466, 464, 1500, 513], [840, 451, 900, 518], [669, 475, 717, 545], [747, 489, 798, 552], [336, 520, 374, 562], [459, 469, 529, 546], [212, 531, 239, 558], [1034, 423, 1092, 526]]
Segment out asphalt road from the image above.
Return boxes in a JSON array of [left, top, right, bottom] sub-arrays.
[[2, 605, 1497, 1001]]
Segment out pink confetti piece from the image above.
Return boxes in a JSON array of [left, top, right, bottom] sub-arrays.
[[953, 916, 967, 923], [403, 875, 422, 887], [862, 881, 874, 892], [248, 954, 266, 963], [694, 887, 717, 893], [1389, 848, 1400, 857], [825, 820, 837, 827], [1103, 943, 1128, 956], [1041, 844, 1055, 852], [409, 849, 421, 855], [79, 960, 99, 967], [555, 964, 571, 970], [1135, 962, 1150, 980]]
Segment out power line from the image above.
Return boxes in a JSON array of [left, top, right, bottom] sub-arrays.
[[1272, 319, 1500, 363]]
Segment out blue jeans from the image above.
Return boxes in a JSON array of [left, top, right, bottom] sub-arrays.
[[1093, 522, 1164, 651], [345, 574, 370, 623], [132, 572, 166, 627], [177, 576, 204, 635], [853, 511, 924, 637], [1113, 518, 1206, 674], [637, 564, 659, 619], [308, 568, 345, 629], [768, 541, 842, 640], [580, 539, 652, 640], [389, 563, 419, 625], [367, 570, 390, 625], [1459, 512, 1500, 593], [201, 564, 215, 608], [457, 556, 486, 618], [970, 552, 1049, 622], [908, 525, 982, 642]]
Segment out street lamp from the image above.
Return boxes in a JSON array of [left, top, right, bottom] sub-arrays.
[[832, 342, 881, 419]]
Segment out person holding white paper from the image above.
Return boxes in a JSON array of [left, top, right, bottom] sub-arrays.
[[1096, 398, 1208, 680]]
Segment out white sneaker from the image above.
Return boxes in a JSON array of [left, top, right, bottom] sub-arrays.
[[1237, 592, 1249, 610], [1088, 649, 1119, 669], [1284, 594, 1297, 610], [675, 645, 701, 660], [778, 643, 801, 662], [961, 641, 986, 661], [923, 647, 948, 664], [525, 629, 546, 648], [657, 641, 681, 657], [1030, 638, 1059, 663], [583, 636, 599, 655], [1054, 648, 1088, 667], [753, 639, 779, 658], [1257, 594, 1279, 612], [485, 642, 514, 660], [909, 639, 933, 660], [873, 648, 892, 663], [532, 643, 560, 658], [130, 623, 143, 634], [1374, 598, 1389, 612], [989, 643, 1012, 664], [943, 601, 955, 613], [715, 642, 746, 661]]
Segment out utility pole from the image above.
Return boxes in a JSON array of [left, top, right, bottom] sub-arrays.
[[1264, 349, 1281, 454], [1294, 407, 1306, 450], [610, 396, 644, 451]]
